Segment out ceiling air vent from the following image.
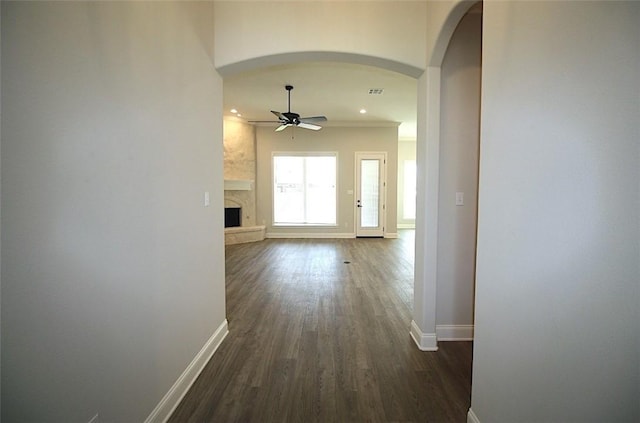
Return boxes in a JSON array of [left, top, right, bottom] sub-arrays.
[[368, 88, 384, 95]]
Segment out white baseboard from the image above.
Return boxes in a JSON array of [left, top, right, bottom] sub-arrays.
[[397, 223, 416, 229], [266, 232, 355, 239], [410, 320, 438, 351], [467, 408, 481, 423], [436, 324, 474, 341], [145, 319, 229, 423], [265, 232, 402, 239]]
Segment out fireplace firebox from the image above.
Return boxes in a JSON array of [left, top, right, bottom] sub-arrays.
[[224, 207, 241, 228]]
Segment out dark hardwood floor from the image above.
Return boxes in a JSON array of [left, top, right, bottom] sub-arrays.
[[169, 231, 472, 422]]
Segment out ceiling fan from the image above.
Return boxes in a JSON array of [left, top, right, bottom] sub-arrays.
[[250, 85, 327, 132]]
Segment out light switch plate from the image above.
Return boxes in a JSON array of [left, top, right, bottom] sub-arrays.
[[456, 192, 464, 206], [204, 191, 210, 207]]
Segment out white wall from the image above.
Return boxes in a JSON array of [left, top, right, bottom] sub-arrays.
[[471, 1, 640, 421], [436, 10, 481, 337], [1, 2, 226, 421], [255, 125, 398, 237]]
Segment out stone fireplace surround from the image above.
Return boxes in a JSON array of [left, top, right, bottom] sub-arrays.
[[223, 119, 264, 245], [223, 185, 265, 245], [224, 224, 266, 245]]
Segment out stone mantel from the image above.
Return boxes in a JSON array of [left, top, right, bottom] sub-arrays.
[[224, 179, 253, 191]]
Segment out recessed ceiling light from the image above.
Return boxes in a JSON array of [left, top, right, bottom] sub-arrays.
[[359, 109, 367, 114], [230, 108, 238, 114], [236, 113, 242, 117]]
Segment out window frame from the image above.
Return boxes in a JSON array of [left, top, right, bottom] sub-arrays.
[[402, 159, 417, 220], [271, 151, 339, 227]]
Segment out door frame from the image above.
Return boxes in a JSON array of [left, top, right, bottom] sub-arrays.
[[354, 151, 387, 237]]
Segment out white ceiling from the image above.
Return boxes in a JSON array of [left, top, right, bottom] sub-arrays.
[[223, 61, 418, 140]]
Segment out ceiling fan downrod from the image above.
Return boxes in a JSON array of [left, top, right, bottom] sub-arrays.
[[285, 85, 293, 113]]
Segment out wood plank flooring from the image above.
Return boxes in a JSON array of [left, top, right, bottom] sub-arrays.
[[169, 231, 472, 422]]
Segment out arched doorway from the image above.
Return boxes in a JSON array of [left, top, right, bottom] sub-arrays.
[[218, 51, 423, 327], [214, 0, 482, 353], [412, 0, 482, 351]]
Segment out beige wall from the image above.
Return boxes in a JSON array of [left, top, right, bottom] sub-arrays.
[[255, 125, 398, 237], [1, 2, 225, 421], [214, 1, 427, 75], [436, 11, 481, 335]]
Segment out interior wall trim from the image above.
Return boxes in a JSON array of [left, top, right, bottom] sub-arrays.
[[436, 324, 474, 341], [384, 233, 399, 239], [266, 232, 356, 239], [410, 320, 438, 351], [467, 408, 481, 423], [397, 223, 416, 229], [145, 319, 229, 423]]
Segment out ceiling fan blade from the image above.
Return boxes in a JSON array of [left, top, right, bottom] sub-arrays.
[[271, 110, 286, 120], [275, 124, 292, 132], [299, 116, 327, 123], [297, 122, 323, 131], [267, 87, 325, 132]]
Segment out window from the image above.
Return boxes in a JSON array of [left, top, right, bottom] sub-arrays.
[[273, 154, 337, 225], [403, 160, 416, 219]]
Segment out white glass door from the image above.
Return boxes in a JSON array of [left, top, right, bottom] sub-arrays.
[[355, 152, 386, 237]]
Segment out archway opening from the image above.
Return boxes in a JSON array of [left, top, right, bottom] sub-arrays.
[[219, 53, 421, 338], [411, 0, 482, 351]]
